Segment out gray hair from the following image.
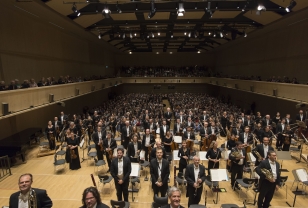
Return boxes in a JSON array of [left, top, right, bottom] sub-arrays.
[[167, 186, 181, 197]]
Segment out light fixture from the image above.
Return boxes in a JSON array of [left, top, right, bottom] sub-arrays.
[[188, 32, 191, 38], [129, 51, 132, 54], [122, 33, 125, 39], [72, 3, 81, 16], [135, 4, 138, 11], [177, 3, 185, 16], [220, 31, 223, 38], [195, 3, 197, 10], [257, 5, 266, 11], [148, 1, 156, 19], [244, 31, 247, 37], [170, 32, 173, 38], [102, 6, 111, 18], [152, 32, 154, 38], [158, 32, 160, 36], [170, 52, 173, 54], [130, 32, 133, 38], [134, 33, 137, 36], [98, 33, 101, 39], [197, 51, 201, 54], [213, 32, 216, 37], [116, 2, 122, 13], [208, 31, 212, 36], [156, 52, 159, 54], [286, 0, 297, 12], [184, 32, 187, 35]]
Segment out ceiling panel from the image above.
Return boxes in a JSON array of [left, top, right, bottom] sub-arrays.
[[46, 1, 87, 16], [271, 0, 308, 12], [177, 12, 205, 19], [244, 11, 282, 25], [212, 11, 242, 19], [74, 14, 104, 28], [111, 13, 137, 20], [144, 12, 170, 20]]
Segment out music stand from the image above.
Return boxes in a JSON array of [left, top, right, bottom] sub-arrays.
[[128, 163, 140, 202], [276, 151, 292, 172], [210, 169, 228, 204], [79, 137, 86, 163], [199, 151, 208, 166]]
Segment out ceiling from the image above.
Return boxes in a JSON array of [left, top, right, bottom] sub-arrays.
[[42, 0, 308, 53]]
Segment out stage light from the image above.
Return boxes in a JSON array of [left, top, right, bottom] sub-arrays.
[[72, 3, 81, 16], [148, 1, 156, 19], [98, 33, 101, 39], [102, 6, 111, 18], [177, 3, 185, 16], [116, 2, 122, 13], [286, 0, 297, 12], [220, 32, 223, 38], [158, 32, 160, 36]]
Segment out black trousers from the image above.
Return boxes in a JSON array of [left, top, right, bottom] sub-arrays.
[[187, 185, 202, 207], [276, 135, 283, 148], [152, 184, 168, 198], [208, 161, 219, 175], [106, 152, 112, 168], [96, 147, 104, 161], [179, 162, 187, 173], [121, 137, 130, 149], [257, 180, 276, 208], [115, 180, 129, 202], [144, 148, 150, 162], [231, 163, 244, 187]]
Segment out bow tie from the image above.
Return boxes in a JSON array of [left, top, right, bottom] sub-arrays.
[[194, 166, 199, 169], [118, 159, 122, 162]]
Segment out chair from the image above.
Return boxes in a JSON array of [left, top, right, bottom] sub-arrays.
[[279, 176, 288, 199], [189, 205, 206, 208], [140, 160, 150, 180], [291, 169, 308, 192], [176, 172, 187, 192], [235, 178, 255, 200], [110, 200, 130, 208], [55, 145, 66, 159], [53, 153, 66, 173], [152, 194, 168, 208], [87, 146, 97, 166], [95, 160, 106, 175], [98, 175, 113, 195], [221, 204, 239, 208]]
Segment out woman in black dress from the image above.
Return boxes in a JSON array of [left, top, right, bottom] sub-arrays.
[[45, 121, 56, 150], [227, 134, 237, 150], [178, 140, 190, 173], [282, 125, 293, 151], [206, 141, 221, 175], [163, 131, 173, 153], [65, 129, 71, 163], [67, 132, 81, 170]]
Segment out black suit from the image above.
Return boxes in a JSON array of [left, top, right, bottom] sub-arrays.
[[59, 115, 68, 125], [182, 131, 195, 140], [199, 126, 208, 138], [142, 134, 155, 161], [295, 114, 306, 122], [150, 158, 170, 197], [284, 117, 293, 125], [121, 126, 133, 149], [232, 128, 242, 137], [208, 126, 218, 135], [92, 132, 104, 160], [252, 144, 274, 166], [161, 205, 184, 208], [185, 163, 206, 207], [9, 188, 52, 208], [174, 123, 184, 134], [80, 203, 109, 208], [229, 148, 246, 187], [150, 147, 167, 161], [256, 159, 281, 208], [276, 123, 286, 148], [185, 121, 195, 130], [262, 119, 272, 128], [110, 156, 132, 202], [103, 138, 117, 168], [200, 114, 208, 122], [164, 112, 172, 126], [53, 121, 62, 141], [239, 132, 253, 145], [127, 141, 142, 162], [159, 125, 170, 140]]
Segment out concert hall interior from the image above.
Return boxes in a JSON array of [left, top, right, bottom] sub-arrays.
[[1, 0, 308, 208]]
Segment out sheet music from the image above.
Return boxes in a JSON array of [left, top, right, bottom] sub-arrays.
[[139, 150, 145, 160], [173, 136, 182, 143], [79, 139, 84, 148], [249, 152, 256, 163], [210, 169, 229, 181], [173, 150, 180, 161], [130, 163, 140, 177], [198, 151, 208, 161], [296, 169, 308, 182]]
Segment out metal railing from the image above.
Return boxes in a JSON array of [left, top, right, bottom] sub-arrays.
[[0, 155, 12, 181]]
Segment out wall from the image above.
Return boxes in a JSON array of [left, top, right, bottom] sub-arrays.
[[215, 7, 308, 83], [0, 1, 115, 83]]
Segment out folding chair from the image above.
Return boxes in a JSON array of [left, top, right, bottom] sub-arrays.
[[110, 200, 129, 208]]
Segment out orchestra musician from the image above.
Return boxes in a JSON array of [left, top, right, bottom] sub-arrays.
[[103, 132, 117, 172], [163, 131, 173, 153], [256, 150, 281, 208], [147, 118, 157, 135], [206, 141, 221, 175], [59, 111, 68, 125], [164, 107, 172, 127], [174, 118, 184, 136], [185, 117, 195, 130], [229, 141, 246, 190], [252, 137, 274, 167], [295, 109, 306, 122], [53, 117, 61, 142], [208, 122, 218, 135], [220, 111, 228, 137], [176, 111, 186, 124], [200, 111, 208, 123], [284, 114, 293, 125], [81, 187, 109, 208], [253, 123, 263, 144], [262, 115, 273, 128], [282, 125, 293, 151], [67, 132, 81, 170], [255, 112, 262, 124], [276, 118, 286, 150], [92, 126, 104, 161], [178, 140, 190, 173], [110, 148, 132, 202], [150, 141, 167, 161], [121, 121, 133, 149], [185, 156, 206, 207], [142, 129, 155, 162], [9, 173, 53, 208], [239, 126, 253, 147], [127, 135, 142, 163], [45, 121, 56, 150], [150, 147, 170, 197], [182, 126, 195, 141], [199, 121, 209, 150], [261, 126, 273, 144], [227, 134, 237, 150], [160, 187, 184, 208], [159, 120, 170, 140]]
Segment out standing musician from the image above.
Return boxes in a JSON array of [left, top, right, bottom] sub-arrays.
[[147, 118, 157, 135], [244, 115, 253, 128], [9, 173, 53, 208], [276, 118, 286, 150], [199, 121, 209, 150], [261, 126, 273, 144], [282, 125, 293, 151], [121, 121, 133, 149], [174, 118, 184, 136], [103, 132, 117, 172], [45, 121, 56, 150], [92, 126, 104, 161], [256, 150, 281, 208], [220, 111, 228, 137], [178, 140, 190, 173], [185, 117, 195, 130], [185, 156, 206, 207], [163, 131, 173, 153], [109, 116, 117, 136], [164, 107, 172, 127], [127, 135, 142, 163], [206, 141, 221, 175], [161, 187, 184, 208], [81, 187, 109, 208], [295, 109, 306, 122], [284, 114, 293, 125], [208, 122, 218, 135], [159, 120, 170, 140], [239, 126, 253, 147], [67, 132, 81, 170], [150, 147, 170, 197], [110, 148, 132, 202], [200, 111, 208, 123], [253, 123, 263, 144], [69, 122, 78, 136], [150, 141, 167, 161], [182, 126, 195, 141], [53, 117, 61, 142], [252, 137, 274, 167], [229, 141, 246, 190], [142, 129, 155, 162], [59, 111, 68, 125], [176, 111, 186, 124], [232, 123, 243, 141], [262, 115, 272, 128], [227, 134, 237, 150]]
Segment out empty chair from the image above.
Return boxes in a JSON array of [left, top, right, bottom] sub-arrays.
[[55, 145, 66, 159], [110, 199, 129, 208], [87, 146, 97, 166], [176, 172, 186, 192], [152, 194, 168, 208], [53, 153, 66, 173], [221, 204, 239, 208], [95, 159, 106, 175], [98, 175, 113, 195], [234, 178, 255, 200]]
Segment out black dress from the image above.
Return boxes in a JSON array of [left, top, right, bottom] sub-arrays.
[[282, 130, 293, 151], [163, 136, 172, 153], [67, 137, 81, 170], [178, 147, 190, 173], [206, 148, 221, 175], [45, 125, 55, 150], [227, 139, 236, 150]]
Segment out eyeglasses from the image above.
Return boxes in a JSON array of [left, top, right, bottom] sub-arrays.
[[85, 197, 95, 201]]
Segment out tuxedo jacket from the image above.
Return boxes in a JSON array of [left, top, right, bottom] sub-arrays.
[[232, 128, 242, 137], [199, 126, 208, 138], [92, 132, 104, 147], [184, 164, 206, 190], [80, 203, 109, 208], [295, 114, 306, 122], [252, 144, 274, 166], [256, 159, 281, 186], [182, 131, 195, 140], [207, 127, 218, 135], [161, 205, 184, 208], [110, 156, 131, 183], [127, 141, 142, 158], [262, 119, 273, 127], [176, 115, 186, 123], [276, 123, 286, 134], [159, 125, 170, 139], [174, 123, 184, 133], [145, 122, 157, 132], [284, 117, 293, 125], [142, 134, 155, 150], [9, 188, 52, 208], [229, 148, 247, 166], [121, 126, 133, 138], [239, 132, 253, 145], [150, 158, 170, 185], [164, 112, 173, 120], [244, 119, 253, 127], [200, 115, 209, 122], [53, 121, 62, 129], [185, 121, 195, 129], [103, 138, 117, 150], [58, 115, 68, 124]]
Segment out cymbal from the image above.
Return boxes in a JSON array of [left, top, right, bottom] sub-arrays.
[[297, 121, 307, 128]]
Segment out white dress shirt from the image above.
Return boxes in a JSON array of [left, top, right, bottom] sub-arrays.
[[118, 158, 123, 175], [18, 191, 30, 208], [194, 165, 200, 183], [238, 150, 244, 165], [263, 145, 269, 158], [244, 133, 248, 144], [145, 135, 150, 146]]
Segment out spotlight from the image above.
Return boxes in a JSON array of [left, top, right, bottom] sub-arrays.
[[208, 32, 212, 36], [184, 32, 187, 35], [116, 2, 122, 13], [188, 32, 191, 38], [220, 32, 223, 38], [148, 1, 156, 19], [257, 5, 266, 11], [244, 32, 247, 37], [102, 6, 111, 18], [177, 3, 185, 16], [152, 32, 154, 38], [122, 33, 125, 39], [134, 33, 137, 36], [72, 3, 81, 16], [286, 0, 297, 12], [98, 33, 102, 39], [170, 32, 173, 38], [158, 32, 160, 36], [130, 33, 133, 38], [213, 32, 216, 37]]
